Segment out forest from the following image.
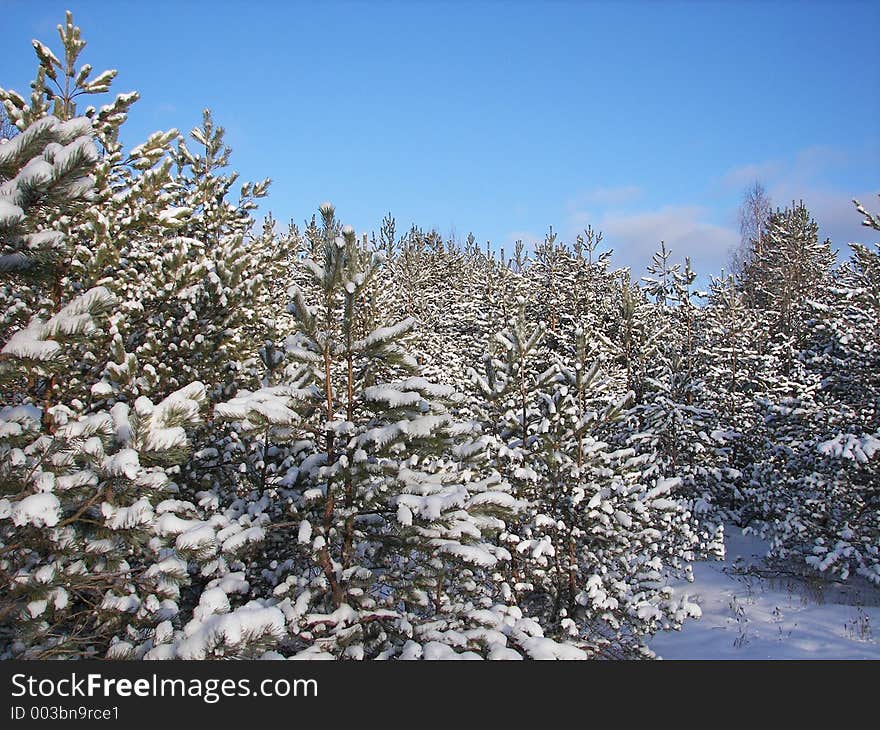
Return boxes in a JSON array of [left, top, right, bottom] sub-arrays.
[[0, 13, 877, 660]]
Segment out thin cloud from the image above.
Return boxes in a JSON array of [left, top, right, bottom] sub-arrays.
[[789, 145, 849, 181], [717, 143, 876, 257], [719, 161, 782, 190], [566, 185, 643, 210], [720, 144, 849, 192], [521, 142, 875, 278], [593, 205, 738, 276], [768, 184, 879, 250]]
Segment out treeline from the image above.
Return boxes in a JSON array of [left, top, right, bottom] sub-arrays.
[[0, 13, 877, 660]]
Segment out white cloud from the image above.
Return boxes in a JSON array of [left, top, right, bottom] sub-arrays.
[[719, 144, 849, 192], [589, 205, 739, 276], [519, 142, 877, 280], [769, 184, 879, 250], [566, 185, 642, 210], [789, 145, 850, 181], [719, 161, 782, 190], [718, 143, 877, 257]]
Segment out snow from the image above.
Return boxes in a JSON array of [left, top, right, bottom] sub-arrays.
[[363, 385, 422, 408], [100, 593, 141, 613], [154, 512, 203, 536], [105, 642, 133, 659], [358, 422, 405, 448], [396, 503, 413, 526], [91, 381, 114, 397], [27, 600, 47, 619], [519, 636, 588, 660], [207, 572, 250, 595], [51, 587, 69, 610], [0, 198, 24, 223], [101, 497, 154, 529], [123, 383, 205, 452], [159, 206, 192, 223], [144, 555, 187, 581], [2, 148, 52, 197], [433, 540, 498, 567], [46, 134, 98, 171], [46, 287, 115, 336], [154, 620, 174, 645], [398, 377, 455, 399], [175, 523, 216, 551], [488, 646, 524, 660], [56, 117, 93, 141], [193, 587, 230, 621], [215, 387, 299, 428], [176, 603, 285, 660], [2, 287, 115, 362], [403, 415, 447, 439], [646, 477, 680, 499], [297, 520, 312, 544], [650, 527, 880, 659], [0, 405, 41, 439], [11, 493, 61, 528], [34, 472, 55, 493], [144, 425, 187, 451], [220, 525, 265, 553], [110, 402, 132, 444], [103, 449, 140, 479], [817, 432, 880, 463], [361, 318, 416, 348], [614, 510, 633, 528], [1, 327, 62, 361]]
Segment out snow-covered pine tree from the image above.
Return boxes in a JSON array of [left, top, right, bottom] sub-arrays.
[[634, 246, 725, 550], [114, 109, 272, 401], [381, 223, 498, 391], [470, 301, 556, 447], [469, 304, 706, 656], [614, 275, 654, 402], [698, 273, 765, 518], [760, 198, 880, 584], [217, 203, 534, 659], [736, 202, 835, 530], [0, 11, 185, 407], [0, 14, 291, 661], [528, 227, 618, 366], [530, 227, 572, 349], [741, 201, 836, 350], [0, 107, 215, 658]]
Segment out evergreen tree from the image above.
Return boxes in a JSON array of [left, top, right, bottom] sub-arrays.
[[0, 109, 210, 658], [217, 204, 536, 658], [759, 199, 880, 584]]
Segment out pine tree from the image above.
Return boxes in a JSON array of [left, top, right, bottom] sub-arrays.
[[0, 108, 213, 658], [0, 11, 183, 408], [760, 198, 880, 584], [0, 13, 289, 661], [635, 250, 724, 542], [699, 273, 765, 518], [469, 304, 707, 656], [109, 109, 273, 401], [217, 204, 530, 658]]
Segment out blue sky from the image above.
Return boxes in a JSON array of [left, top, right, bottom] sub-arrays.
[[3, 0, 878, 277]]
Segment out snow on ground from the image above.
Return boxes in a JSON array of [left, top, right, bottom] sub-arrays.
[[650, 526, 880, 659]]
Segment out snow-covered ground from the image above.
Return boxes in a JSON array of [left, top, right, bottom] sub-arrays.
[[650, 527, 880, 659]]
